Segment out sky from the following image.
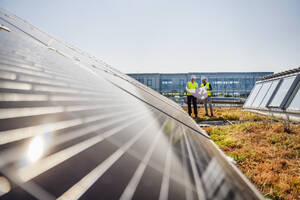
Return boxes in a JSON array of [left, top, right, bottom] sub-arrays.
[[1, 0, 300, 73]]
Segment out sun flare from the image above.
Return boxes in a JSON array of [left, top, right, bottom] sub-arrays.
[[27, 136, 44, 162]]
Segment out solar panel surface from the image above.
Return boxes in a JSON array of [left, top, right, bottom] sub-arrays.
[[0, 8, 262, 200]]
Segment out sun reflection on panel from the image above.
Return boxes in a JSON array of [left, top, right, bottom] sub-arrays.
[[0, 176, 11, 196], [27, 136, 45, 162]]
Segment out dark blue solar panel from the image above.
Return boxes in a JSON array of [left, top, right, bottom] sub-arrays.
[[0, 8, 263, 200]]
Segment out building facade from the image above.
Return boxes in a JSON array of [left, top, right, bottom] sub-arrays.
[[128, 72, 273, 97]]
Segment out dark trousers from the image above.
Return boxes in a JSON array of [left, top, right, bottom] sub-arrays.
[[187, 95, 197, 116]]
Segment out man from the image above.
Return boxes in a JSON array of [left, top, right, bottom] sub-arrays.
[[201, 76, 214, 117], [186, 75, 198, 118]]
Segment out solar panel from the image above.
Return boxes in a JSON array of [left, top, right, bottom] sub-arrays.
[[268, 76, 296, 108], [0, 8, 263, 200]]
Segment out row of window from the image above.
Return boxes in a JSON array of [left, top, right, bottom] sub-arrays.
[[137, 78, 152, 86], [244, 75, 300, 111], [138, 82, 254, 95], [132, 76, 263, 97], [138, 78, 258, 87]]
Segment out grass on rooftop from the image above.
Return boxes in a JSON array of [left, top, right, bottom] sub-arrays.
[[183, 106, 278, 122], [184, 107, 300, 200]]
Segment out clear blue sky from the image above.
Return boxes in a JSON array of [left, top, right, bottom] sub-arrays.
[[1, 0, 300, 73]]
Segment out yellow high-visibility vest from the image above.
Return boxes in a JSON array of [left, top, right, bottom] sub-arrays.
[[201, 82, 212, 96], [187, 81, 198, 96]]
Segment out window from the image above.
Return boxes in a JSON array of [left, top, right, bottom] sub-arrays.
[[287, 81, 300, 111], [268, 76, 296, 107], [180, 79, 185, 86], [137, 78, 144, 84], [251, 81, 272, 108], [147, 79, 152, 86], [244, 84, 262, 107], [259, 79, 280, 108], [161, 79, 173, 85]]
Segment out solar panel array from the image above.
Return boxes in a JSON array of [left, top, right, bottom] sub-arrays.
[[243, 68, 300, 122], [0, 8, 262, 200]]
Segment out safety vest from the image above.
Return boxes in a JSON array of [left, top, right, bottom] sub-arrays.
[[187, 81, 198, 96], [201, 82, 212, 96]]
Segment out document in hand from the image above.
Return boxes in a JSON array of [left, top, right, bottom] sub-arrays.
[[186, 87, 208, 100]]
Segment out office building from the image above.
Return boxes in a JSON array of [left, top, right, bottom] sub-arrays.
[[128, 72, 273, 97]]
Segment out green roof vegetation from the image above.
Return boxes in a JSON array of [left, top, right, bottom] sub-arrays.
[[192, 108, 300, 200]]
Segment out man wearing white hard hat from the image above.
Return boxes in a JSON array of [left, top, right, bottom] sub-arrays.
[[201, 76, 214, 116], [186, 75, 198, 118]]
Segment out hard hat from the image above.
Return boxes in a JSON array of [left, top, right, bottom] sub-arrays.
[[191, 75, 196, 79], [201, 76, 207, 80]]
